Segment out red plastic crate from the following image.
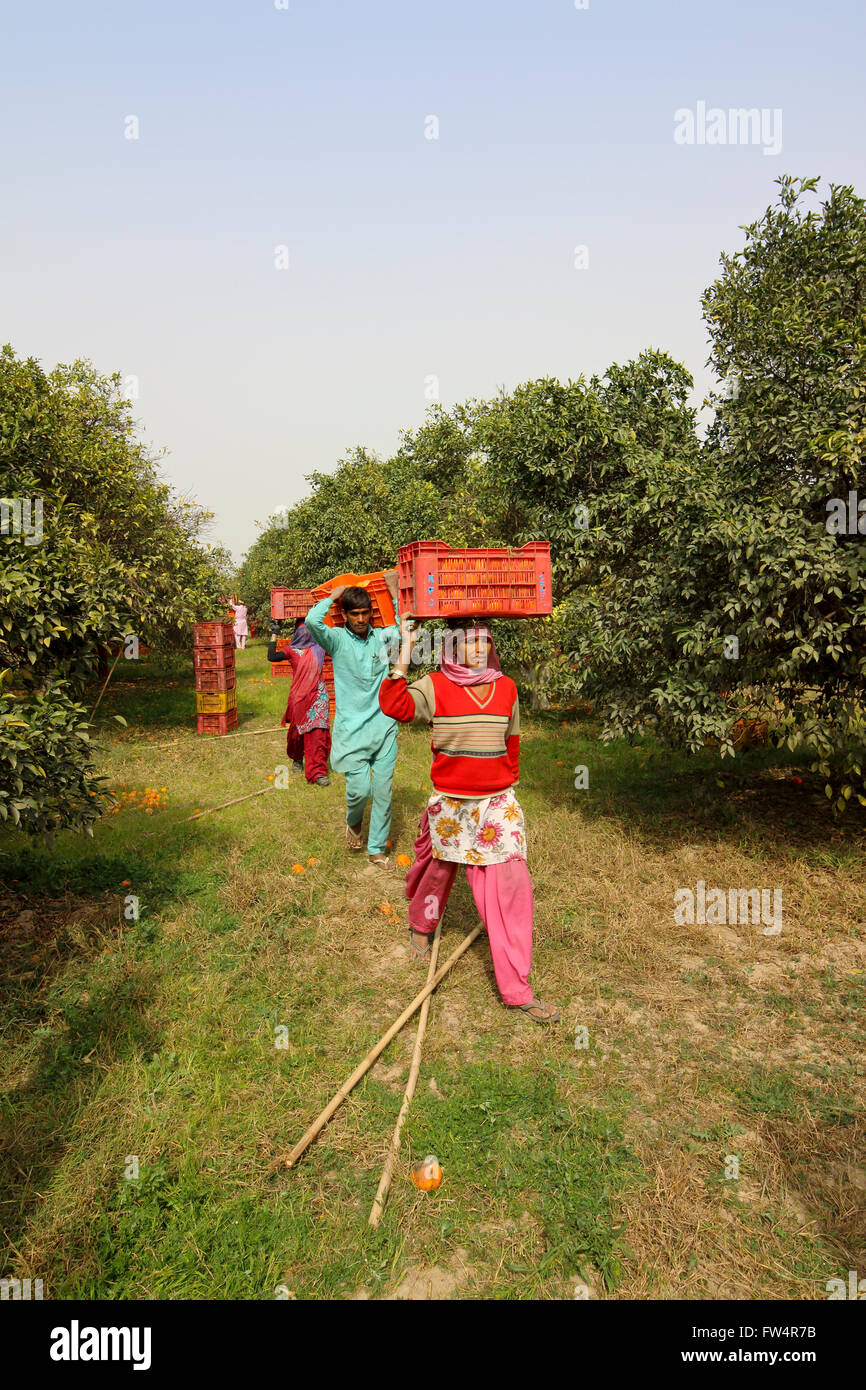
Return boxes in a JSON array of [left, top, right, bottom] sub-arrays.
[[194, 621, 235, 646], [270, 637, 292, 679], [398, 541, 552, 618], [312, 573, 395, 629], [193, 643, 236, 670], [195, 666, 237, 692], [271, 650, 336, 717], [196, 709, 238, 735], [271, 588, 315, 620]]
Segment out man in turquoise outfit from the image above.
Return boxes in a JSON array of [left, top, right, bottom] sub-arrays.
[[304, 570, 402, 869]]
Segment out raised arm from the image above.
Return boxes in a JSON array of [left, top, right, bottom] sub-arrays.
[[378, 612, 434, 723], [304, 594, 341, 656], [379, 672, 436, 724], [266, 621, 290, 663]]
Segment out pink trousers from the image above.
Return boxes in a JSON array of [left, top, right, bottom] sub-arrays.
[[404, 809, 534, 1006]]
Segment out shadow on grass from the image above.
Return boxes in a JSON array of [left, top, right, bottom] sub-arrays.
[[0, 850, 205, 1268], [525, 713, 866, 855]]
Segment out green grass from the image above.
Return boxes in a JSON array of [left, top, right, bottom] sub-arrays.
[[1, 640, 864, 1299]]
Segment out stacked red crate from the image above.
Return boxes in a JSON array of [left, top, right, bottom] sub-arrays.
[[193, 621, 238, 733], [271, 588, 315, 620]]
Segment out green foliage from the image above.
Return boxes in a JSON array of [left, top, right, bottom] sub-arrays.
[[0, 674, 111, 833], [512, 179, 866, 812], [0, 345, 226, 832]]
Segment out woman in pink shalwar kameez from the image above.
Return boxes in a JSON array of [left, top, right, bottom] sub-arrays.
[[379, 616, 560, 1025], [231, 601, 249, 649]]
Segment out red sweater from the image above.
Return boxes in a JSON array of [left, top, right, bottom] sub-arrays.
[[379, 671, 520, 797]]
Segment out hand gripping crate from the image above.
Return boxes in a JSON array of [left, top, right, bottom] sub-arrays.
[[195, 687, 238, 714], [193, 642, 236, 670], [196, 709, 239, 735], [194, 621, 235, 646], [397, 541, 552, 619], [271, 588, 316, 621], [311, 572, 396, 629]]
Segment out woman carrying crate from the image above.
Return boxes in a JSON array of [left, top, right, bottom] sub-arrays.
[[378, 615, 560, 1025], [268, 619, 331, 786]]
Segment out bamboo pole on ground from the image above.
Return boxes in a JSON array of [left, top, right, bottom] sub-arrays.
[[89, 648, 123, 723], [368, 921, 441, 1228], [280, 924, 482, 1169], [185, 786, 275, 820], [140, 726, 286, 752]]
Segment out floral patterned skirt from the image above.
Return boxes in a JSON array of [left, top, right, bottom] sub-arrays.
[[426, 788, 527, 865]]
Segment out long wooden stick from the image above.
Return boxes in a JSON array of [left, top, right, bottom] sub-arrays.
[[281, 924, 482, 1169], [186, 786, 275, 820], [368, 921, 442, 1228], [89, 647, 123, 722], [142, 726, 286, 752]]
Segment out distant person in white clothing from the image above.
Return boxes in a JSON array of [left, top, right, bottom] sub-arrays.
[[230, 599, 249, 650]]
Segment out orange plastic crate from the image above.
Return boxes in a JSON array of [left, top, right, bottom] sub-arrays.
[[196, 709, 238, 735], [193, 643, 236, 670], [270, 637, 292, 679], [398, 541, 551, 618], [195, 666, 236, 691], [271, 588, 315, 620], [311, 572, 395, 629], [194, 621, 235, 646]]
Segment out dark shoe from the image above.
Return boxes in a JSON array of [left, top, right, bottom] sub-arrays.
[[292, 760, 304, 773], [314, 776, 330, 787]]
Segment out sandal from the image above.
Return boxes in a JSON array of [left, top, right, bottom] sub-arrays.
[[346, 821, 364, 851], [408, 929, 431, 962], [514, 998, 560, 1024], [368, 854, 392, 870]]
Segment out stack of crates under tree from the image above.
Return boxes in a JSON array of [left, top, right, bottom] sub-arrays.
[[194, 621, 238, 734]]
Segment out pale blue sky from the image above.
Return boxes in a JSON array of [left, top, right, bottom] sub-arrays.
[[2, 0, 864, 561]]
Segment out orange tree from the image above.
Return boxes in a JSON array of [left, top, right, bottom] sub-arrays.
[[484, 179, 866, 811], [0, 346, 226, 833]]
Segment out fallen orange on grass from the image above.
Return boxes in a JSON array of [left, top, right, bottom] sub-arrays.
[[291, 864, 305, 875], [396, 854, 412, 869], [410, 1156, 442, 1192], [120, 880, 131, 887], [379, 902, 396, 915], [306, 857, 320, 866]]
